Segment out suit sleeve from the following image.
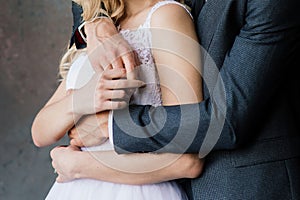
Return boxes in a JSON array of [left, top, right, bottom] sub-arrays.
[[70, 1, 86, 49], [112, 0, 300, 154]]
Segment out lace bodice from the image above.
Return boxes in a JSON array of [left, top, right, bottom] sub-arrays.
[[66, 0, 191, 107], [119, 26, 162, 106]]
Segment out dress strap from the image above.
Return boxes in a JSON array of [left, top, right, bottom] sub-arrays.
[[143, 0, 193, 28]]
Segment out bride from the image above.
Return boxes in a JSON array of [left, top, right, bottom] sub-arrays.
[[32, 0, 203, 199]]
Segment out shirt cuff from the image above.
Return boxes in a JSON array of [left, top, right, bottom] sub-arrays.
[[108, 110, 114, 146]]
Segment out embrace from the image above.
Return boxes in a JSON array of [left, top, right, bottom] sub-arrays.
[[32, 0, 300, 199]]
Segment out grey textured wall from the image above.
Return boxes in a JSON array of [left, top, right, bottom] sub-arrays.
[[0, 0, 72, 199]]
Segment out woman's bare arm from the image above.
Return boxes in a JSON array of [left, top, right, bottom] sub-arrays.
[[31, 80, 77, 147], [152, 3, 203, 106], [31, 68, 141, 147]]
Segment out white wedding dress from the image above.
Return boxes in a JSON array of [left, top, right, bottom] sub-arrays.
[[45, 1, 192, 199]]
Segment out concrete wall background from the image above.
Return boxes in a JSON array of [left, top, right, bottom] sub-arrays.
[[0, 0, 72, 199]]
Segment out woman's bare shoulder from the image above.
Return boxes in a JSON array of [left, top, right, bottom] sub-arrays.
[[151, 3, 193, 29], [150, 2, 196, 40]]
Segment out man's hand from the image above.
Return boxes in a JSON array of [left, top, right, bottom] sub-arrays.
[[50, 145, 82, 183], [85, 18, 138, 79], [69, 111, 110, 147]]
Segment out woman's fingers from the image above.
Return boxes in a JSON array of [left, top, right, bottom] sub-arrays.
[[102, 90, 127, 100], [100, 68, 145, 94], [111, 57, 124, 69], [104, 79, 145, 90], [102, 68, 126, 79], [102, 101, 127, 110]]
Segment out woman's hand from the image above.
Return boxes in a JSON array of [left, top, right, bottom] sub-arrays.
[[71, 67, 144, 115]]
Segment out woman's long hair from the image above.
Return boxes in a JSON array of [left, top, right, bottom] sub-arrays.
[[73, 0, 125, 24]]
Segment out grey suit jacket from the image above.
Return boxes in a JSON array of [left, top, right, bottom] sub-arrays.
[[112, 0, 300, 199]]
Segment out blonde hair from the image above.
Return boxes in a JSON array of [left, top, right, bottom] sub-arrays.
[[76, 0, 185, 22], [59, 0, 186, 79], [74, 0, 125, 23]]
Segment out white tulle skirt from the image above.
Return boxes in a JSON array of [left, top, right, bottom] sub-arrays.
[[45, 179, 187, 200]]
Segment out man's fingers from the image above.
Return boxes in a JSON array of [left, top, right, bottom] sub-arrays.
[[71, 134, 106, 147], [70, 139, 77, 146], [70, 139, 83, 147], [71, 138, 85, 147], [50, 146, 61, 158], [51, 160, 56, 169], [67, 145, 81, 151], [83, 135, 107, 147], [56, 175, 68, 183], [56, 176, 62, 183], [68, 128, 77, 139]]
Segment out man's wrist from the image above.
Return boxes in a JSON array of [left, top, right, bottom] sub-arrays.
[[96, 111, 110, 139], [73, 151, 88, 179], [93, 18, 118, 41], [78, 17, 114, 43]]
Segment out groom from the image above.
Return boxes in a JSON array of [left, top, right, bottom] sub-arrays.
[[53, 0, 300, 199]]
